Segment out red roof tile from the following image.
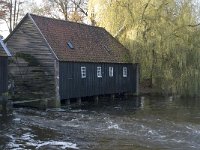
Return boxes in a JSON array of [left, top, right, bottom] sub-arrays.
[[30, 14, 132, 63]]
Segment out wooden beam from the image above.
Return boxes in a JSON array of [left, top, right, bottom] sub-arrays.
[[77, 98, 82, 105], [111, 94, 115, 100], [94, 96, 99, 104]]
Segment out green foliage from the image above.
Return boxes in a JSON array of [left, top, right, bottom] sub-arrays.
[[88, 0, 200, 97]]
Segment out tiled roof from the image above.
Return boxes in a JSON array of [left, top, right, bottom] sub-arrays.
[[0, 38, 11, 57], [30, 14, 132, 63]]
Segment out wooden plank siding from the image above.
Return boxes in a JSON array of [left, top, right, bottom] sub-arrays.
[[6, 17, 56, 101], [59, 62, 137, 100], [0, 57, 8, 95]]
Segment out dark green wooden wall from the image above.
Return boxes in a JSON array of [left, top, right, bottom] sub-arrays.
[[59, 62, 138, 99], [0, 57, 8, 95]]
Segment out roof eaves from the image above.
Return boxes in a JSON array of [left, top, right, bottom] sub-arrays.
[[28, 13, 59, 61], [0, 38, 11, 56]]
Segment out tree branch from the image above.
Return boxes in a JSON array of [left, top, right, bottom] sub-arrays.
[[188, 23, 200, 27], [71, 0, 88, 16], [114, 23, 126, 38]]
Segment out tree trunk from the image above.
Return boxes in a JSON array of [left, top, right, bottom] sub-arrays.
[[150, 49, 156, 88], [9, 0, 13, 32]]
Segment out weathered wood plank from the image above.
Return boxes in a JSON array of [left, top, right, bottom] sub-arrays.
[[6, 16, 56, 102]]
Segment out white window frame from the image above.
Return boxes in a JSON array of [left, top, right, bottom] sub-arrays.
[[97, 67, 102, 78], [123, 67, 127, 77], [81, 66, 86, 78], [109, 67, 113, 77]]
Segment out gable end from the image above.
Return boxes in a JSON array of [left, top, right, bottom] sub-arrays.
[[5, 13, 58, 60]]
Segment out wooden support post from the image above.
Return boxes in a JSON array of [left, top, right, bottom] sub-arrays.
[[94, 96, 99, 104], [1, 96, 7, 115], [77, 98, 82, 105], [66, 99, 71, 105], [135, 97, 140, 108], [140, 96, 145, 109], [53, 60, 61, 108], [111, 94, 115, 100], [135, 63, 140, 96]]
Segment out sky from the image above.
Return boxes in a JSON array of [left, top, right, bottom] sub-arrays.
[[0, 21, 8, 38], [1, 0, 200, 39], [0, 0, 43, 39]]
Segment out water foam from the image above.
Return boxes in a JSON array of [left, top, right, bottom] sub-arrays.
[[107, 121, 122, 130], [6, 132, 79, 150], [36, 141, 79, 149]]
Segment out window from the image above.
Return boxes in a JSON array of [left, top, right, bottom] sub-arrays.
[[104, 45, 110, 52], [81, 67, 86, 78], [67, 41, 74, 49], [123, 67, 127, 77], [109, 67, 113, 77], [97, 67, 102, 78]]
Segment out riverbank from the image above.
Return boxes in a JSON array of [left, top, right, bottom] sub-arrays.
[[139, 80, 162, 97]]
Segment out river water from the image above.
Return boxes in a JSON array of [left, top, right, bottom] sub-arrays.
[[0, 96, 200, 150]]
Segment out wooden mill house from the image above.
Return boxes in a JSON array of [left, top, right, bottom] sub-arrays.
[[5, 14, 139, 107], [0, 37, 11, 98]]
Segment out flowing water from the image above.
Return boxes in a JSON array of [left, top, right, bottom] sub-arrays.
[[1, 96, 200, 150]]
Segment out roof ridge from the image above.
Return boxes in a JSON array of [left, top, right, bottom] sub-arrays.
[[29, 13, 105, 31]]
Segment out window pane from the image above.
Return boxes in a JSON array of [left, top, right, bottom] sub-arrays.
[[109, 67, 113, 77], [123, 67, 127, 77], [81, 67, 86, 78], [67, 41, 74, 49], [97, 67, 102, 78]]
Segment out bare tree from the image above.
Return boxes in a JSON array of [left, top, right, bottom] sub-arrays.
[[30, 0, 88, 23], [0, 0, 24, 32], [50, 0, 88, 22], [49, 0, 70, 20], [0, 1, 8, 18]]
